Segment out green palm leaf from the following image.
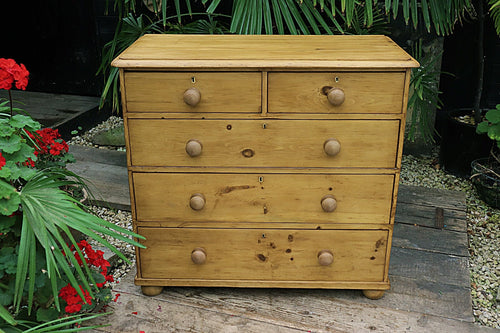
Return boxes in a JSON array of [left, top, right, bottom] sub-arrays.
[[490, 0, 500, 34], [8, 168, 145, 314], [0, 304, 16, 326]]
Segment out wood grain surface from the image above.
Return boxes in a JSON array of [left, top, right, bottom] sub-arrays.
[[127, 118, 400, 168], [268, 72, 405, 114], [112, 34, 419, 69], [138, 227, 388, 283], [124, 72, 261, 113], [132, 172, 395, 224]]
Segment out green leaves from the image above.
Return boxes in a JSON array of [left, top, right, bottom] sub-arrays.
[[0, 114, 39, 183], [486, 108, 500, 124], [0, 136, 22, 155], [0, 181, 20, 216], [0, 248, 17, 278], [0, 304, 16, 326], [9, 115, 40, 132], [489, 0, 500, 35], [209, 0, 343, 34], [383, 0, 473, 35], [476, 105, 500, 147], [477, 121, 490, 134], [407, 39, 444, 144], [11, 168, 145, 315]]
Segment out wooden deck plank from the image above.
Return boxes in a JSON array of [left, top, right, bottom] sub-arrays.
[[88, 268, 493, 333], [389, 247, 470, 288], [89, 291, 307, 333], [392, 223, 469, 256], [395, 201, 467, 232], [397, 185, 466, 211], [0, 90, 99, 128], [66, 160, 130, 211]]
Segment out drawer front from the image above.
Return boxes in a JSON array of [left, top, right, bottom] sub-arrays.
[[138, 228, 388, 282], [124, 72, 262, 113], [133, 173, 394, 224], [128, 119, 400, 168], [268, 72, 405, 114]]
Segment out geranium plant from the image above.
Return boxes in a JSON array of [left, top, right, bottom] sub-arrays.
[[0, 59, 145, 330], [476, 104, 500, 151]]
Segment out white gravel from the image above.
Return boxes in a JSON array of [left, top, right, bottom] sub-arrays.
[[72, 118, 499, 328], [68, 116, 125, 151]]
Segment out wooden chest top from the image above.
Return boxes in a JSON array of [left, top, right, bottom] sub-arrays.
[[112, 34, 419, 69]]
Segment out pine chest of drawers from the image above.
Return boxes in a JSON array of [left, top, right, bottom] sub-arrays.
[[113, 34, 418, 299]]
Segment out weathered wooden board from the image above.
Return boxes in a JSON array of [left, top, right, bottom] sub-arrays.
[[392, 223, 469, 256], [0, 90, 99, 128], [332, 275, 474, 322], [69, 145, 127, 166], [87, 268, 493, 333], [89, 291, 307, 333], [389, 247, 470, 288], [66, 160, 130, 211], [395, 201, 467, 232], [397, 185, 466, 211]]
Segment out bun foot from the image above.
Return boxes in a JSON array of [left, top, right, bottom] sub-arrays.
[[362, 289, 385, 300], [141, 286, 164, 296]]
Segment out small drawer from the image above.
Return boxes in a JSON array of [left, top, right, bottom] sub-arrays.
[[124, 72, 262, 113], [132, 173, 394, 224], [138, 228, 388, 282], [267, 72, 406, 114], [127, 119, 400, 168]]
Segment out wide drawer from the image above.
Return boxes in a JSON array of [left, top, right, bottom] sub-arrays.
[[124, 72, 262, 113], [267, 72, 406, 114], [138, 228, 388, 282], [132, 173, 394, 224], [127, 119, 400, 168]]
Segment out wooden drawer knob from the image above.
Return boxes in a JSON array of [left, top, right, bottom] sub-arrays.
[[183, 87, 201, 106], [191, 247, 207, 264], [327, 87, 345, 106], [317, 250, 334, 266], [185, 139, 202, 157], [190, 193, 206, 210], [323, 138, 341, 156], [321, 195, 337, 212]]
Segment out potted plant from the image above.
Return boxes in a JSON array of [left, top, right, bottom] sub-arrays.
[[471, 104, 500, 208], [439, 0, 500, 176]]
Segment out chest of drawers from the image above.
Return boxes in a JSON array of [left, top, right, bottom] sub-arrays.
[[113, 34, 418, 299]]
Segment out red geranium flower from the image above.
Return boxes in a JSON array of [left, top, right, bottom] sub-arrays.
[[0, 69, 14, 90], [0, 58, 29, 91], [0, 151, 6, 171]]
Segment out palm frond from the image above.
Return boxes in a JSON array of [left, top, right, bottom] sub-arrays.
[[489, 0, 500, 34], [10, 168, 145, 314], [207, 0, 343, 34], [407, 39, 445, 143], [0, 304, 16, 326]]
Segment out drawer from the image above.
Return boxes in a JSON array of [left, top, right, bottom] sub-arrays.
[[267, 72, 405, 114], [128, 119, 400, 168], [124, 72, 262, 113], [138, 228, 388, 282], [133, 173, 394, 224]]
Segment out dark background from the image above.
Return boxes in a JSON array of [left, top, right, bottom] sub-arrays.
[[1, 0, 499, 111]]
